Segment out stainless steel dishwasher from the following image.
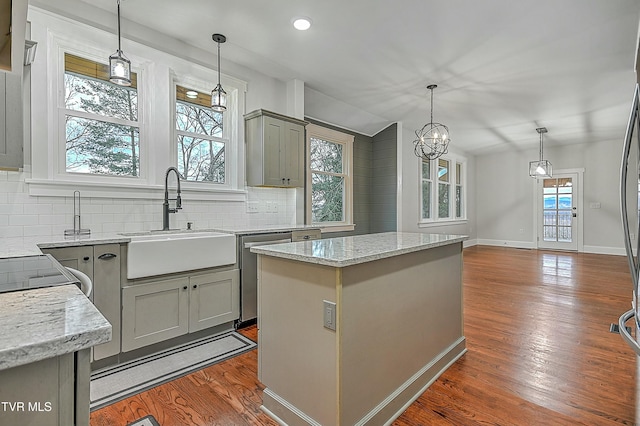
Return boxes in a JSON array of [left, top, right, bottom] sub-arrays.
[[238, 229, 321, 326], [239, 232, 292, 325]]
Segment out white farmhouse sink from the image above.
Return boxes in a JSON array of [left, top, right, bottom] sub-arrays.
[[125, 231, 236, 279]]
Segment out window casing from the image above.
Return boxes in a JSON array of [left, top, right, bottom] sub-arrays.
[[420, 155, 466, 223], [306, 124, 354, 226], [28, 8, 247, 199]]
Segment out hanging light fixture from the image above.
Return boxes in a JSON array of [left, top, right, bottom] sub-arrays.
[[529, 127, 552, 178], [413, 84, 450, 160], [211, 33, 227, 112], [108, 0, 131, 86]]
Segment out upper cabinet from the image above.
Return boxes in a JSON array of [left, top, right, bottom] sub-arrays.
[[245, 109, 307, 187], [0, 0, 27, 74], [0, 0, 28, 171]]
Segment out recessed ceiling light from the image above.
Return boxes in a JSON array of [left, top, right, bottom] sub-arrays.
[[186, 90, 198, 99], [293, 17, 312, 31]]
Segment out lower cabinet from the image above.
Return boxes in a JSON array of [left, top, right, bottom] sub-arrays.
[[122, 269, 239, 352]]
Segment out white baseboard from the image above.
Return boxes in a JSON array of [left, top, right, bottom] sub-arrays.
[[476, 239, 536, 249], [583, 245, 627, 256], [463, 239, 478, 248]]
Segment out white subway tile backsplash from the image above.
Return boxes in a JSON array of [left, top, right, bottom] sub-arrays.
[[0, 173, 297, 244]]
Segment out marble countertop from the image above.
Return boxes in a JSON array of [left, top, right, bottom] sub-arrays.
[[0, 284, 111, 371], [250, 232, 468, 267], [0, 233, 131, 258], [211, 224, 322, 236]]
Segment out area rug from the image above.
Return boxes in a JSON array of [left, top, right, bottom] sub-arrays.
[[90, 331, 256, 411], [127, 415, 161, 426]]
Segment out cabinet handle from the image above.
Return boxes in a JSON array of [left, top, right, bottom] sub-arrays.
[[193, 284, 198, 289], [282, 178, 285, 184], [303, 235, 310, 240], [83, 256, 90, 261], [97, 253, 117, 260], [183, 286, 188, 290], [287, 178, 290, 184]]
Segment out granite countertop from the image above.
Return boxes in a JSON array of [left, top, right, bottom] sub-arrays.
[[0, 233, 131, 258], [211, 224, 322, 236], [0, 284, 112, 371], [250, 232, 468, 267]]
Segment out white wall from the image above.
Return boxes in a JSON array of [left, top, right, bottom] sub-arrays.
[[0, 4, 300, 246], [475, 138, 625, 254], [398, 124, 477, 244]]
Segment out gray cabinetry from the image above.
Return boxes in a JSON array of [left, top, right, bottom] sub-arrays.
[[122, 268, 239, 352], [245, 109, 307, 187], [0, 350, 90, 426], [0, 72, 24, 170], [41, 244, 122, 361]]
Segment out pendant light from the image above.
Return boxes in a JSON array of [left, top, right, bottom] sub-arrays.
[[211, 34, 227, 112], [109, 0, 131, 86], [413, 84, 450, 160], [529, 127, 552, 178]]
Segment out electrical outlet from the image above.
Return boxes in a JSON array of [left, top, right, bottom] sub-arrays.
[[631, 233, 636, 240], [246, 202, 259, 213], [323, 300, 336, 331], [519, 228, 524, 234]]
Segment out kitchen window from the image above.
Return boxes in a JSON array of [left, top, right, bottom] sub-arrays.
[[28, 8, 247, 199], [306, 124, 354, 226], [175, 85, 226, 183], [420, 155, 466, 223], [64, 54, 140, 177]]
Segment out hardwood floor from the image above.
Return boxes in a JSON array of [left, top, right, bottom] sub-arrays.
[[90, 246, 638, 425]]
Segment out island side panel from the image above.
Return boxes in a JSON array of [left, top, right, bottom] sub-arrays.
[[257, 255, 339, 426], [340, 242, 465, 425]]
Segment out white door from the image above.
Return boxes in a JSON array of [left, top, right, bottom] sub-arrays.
[[537, 172, 579, 251]]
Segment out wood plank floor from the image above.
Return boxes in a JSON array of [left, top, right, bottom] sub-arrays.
[[90, 246, 638, 425]]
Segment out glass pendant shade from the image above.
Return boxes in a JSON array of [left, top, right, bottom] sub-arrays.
[[413, 85, 450, 161], [211, 83, 227, 112], [109, 0, 131, 86], [109, 50, 131, 86], [529, 159, 552, 178], [529, 127, 552, 178]]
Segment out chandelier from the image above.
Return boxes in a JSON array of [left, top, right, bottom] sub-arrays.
[[211, 34, 227, 112], [529, 127, 552, 178], [413, 84, 450, 160], [108, 0, 131, 86]]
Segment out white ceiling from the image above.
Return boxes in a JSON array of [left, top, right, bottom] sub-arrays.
[[63, 0, 640, 154]]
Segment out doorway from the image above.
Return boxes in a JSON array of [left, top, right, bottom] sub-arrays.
[[536, 171, 582, 251]]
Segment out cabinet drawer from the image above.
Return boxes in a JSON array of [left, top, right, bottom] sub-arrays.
[[291, 229, 321, 242]]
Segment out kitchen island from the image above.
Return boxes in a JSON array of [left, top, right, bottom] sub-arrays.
[[252, 232, 467, 426], [0, 284, 111, 426]]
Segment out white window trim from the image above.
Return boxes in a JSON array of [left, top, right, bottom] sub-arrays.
[[418, 153, 467, 225], [26, 6, 247, 201], [305, 123, 354, 226]]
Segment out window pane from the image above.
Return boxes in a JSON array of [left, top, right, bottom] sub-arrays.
[[66, 116, 139, 176], [311, 173, 344, 222], [422, 181, 431, 219], [176, 101, 223, 137], [456, 162, 461, 183], [456, 186, 462, 218], [422, 160, 430, 179], [310, 138, 343, 173], [438, 159, 449, 182], [177, 136, 225, 183], [544, 194, 557, 209], [439, 183, 450, 218], [65, 73, 138, 121]]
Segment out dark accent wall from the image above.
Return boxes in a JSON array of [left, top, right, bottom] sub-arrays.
[[371, 123, 397, 232], [305, 118, 372, 236]]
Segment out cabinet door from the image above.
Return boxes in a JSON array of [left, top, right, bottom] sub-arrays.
[[41, 246, 94, 291], [282, 122, 305, 187], [263, 116, 284, 186], [0, 72, 23, 170], [92, 244, 121, 360], [189, 269, 239, 333], [122, 277, 189, 352]]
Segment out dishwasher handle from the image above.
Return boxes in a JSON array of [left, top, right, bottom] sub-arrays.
[[244, 238, 292, 249]]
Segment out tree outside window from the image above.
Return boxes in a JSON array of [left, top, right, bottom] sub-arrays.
[[64, 53, 139, 177], [306, 124, 353, 225], [175, 86, 225, 183]]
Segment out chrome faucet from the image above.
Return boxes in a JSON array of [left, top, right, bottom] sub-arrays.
[[162, 167, 182, 231]]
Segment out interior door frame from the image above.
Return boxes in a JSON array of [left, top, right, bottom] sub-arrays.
[[533, 168, 584, 252]]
